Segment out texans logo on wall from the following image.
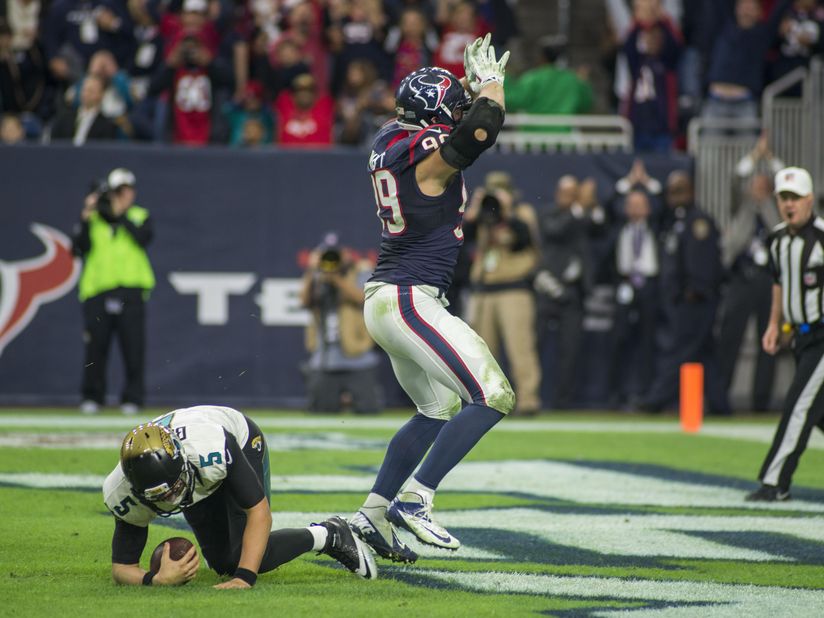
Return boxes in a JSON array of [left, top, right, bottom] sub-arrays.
[[0, 224, 80, 357]]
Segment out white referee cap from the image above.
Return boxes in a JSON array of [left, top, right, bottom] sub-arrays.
[[107, 168, 136, 190], [775, 167, 813, 197]]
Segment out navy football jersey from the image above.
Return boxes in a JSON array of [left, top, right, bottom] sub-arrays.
[[367, 120, 467, 293]]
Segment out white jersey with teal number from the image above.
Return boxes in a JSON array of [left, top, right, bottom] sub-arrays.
[[102, 405, 250, 527]]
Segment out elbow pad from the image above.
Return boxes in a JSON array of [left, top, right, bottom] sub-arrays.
[[440, 98, 505, 170]]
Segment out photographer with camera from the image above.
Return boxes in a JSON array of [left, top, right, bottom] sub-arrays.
[[72, 168, 155, 415], [465, 172, 542, 416], [300, 234, 382, 414]]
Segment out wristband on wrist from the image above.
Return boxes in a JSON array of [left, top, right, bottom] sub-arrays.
[[142, 571, 156, 586], [233, 567, 257, 587]]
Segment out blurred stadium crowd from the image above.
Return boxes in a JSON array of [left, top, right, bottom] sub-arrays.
[[1, 0, 823, 148], [301, 144, 790, 415], [2, 0, 822, 415]]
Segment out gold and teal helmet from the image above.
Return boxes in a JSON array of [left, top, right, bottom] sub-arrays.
[[120, 423, 193, 509]]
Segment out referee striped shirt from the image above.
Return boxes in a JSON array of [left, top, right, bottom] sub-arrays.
[[768, 216, 824, 326]]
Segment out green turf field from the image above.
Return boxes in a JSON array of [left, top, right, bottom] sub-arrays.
[[2, 409, 824, 617]]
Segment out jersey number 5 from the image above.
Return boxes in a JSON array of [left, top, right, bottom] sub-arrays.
[[371, 170, 406, 235]]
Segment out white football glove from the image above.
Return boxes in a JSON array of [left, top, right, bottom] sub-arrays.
[[463, 36, 481, 90], [464, 33, 510, 94]]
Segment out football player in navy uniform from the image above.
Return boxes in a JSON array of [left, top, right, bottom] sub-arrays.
[[103, 406, 376, 588], [349, 35, 514, 563]]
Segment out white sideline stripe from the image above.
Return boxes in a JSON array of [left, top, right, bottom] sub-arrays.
[[762, 351, 824, 486], [0, 414, 821, 449], [0, 432, 388, 451], [415, 570, 824, 617], [3, 460, 824, 512]]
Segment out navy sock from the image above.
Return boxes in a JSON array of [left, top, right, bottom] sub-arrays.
[[415, 404, 504, 490], [371, 413, 447, 499]]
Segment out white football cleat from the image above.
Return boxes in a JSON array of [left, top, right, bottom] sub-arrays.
[[386, 491, 460, 550]]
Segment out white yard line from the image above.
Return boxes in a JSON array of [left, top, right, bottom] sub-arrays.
[[0, 413, 821, 449]]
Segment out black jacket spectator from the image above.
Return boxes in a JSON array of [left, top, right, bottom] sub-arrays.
[[623, 17, 681, 152], [50, 73, 116, 142], [43, 0, 133, 80], [707, 0, 793, 96], [50, 105, 117, 141], [0, 19, 46, 115], [769, 0, 824, 86]]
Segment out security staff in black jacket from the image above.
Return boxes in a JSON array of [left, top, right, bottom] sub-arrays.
[[639, 171, 730, 415], [748, 167, 824, 502]]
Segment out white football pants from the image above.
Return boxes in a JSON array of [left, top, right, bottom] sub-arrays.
[[363, 282, 514, 419]]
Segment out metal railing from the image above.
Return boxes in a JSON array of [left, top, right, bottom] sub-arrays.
[[762, 66, 808, 169], [805, 58, 824, 200], [688, 58, 824, 226], [496, 113, 633, 153], [687, 117, 761, 228]]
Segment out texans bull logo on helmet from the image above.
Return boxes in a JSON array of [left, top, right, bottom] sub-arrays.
[[0, 224, 80, 357], [408, 73, 453, 112], [395, 67, 471, 130]]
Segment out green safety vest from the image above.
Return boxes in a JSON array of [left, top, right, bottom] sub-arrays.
[[78, 205, 156, 301]]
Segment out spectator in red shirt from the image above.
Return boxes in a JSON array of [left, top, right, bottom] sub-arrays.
[[384, 7, 438, 88], [160, 0, 221, 59], [282, 1, 330, 94], [274, 71, 333, 147], [434, 0, 486, 77], [149, 33, 232, 145]]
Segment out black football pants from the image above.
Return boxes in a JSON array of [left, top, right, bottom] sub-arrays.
[[183, 418, 315, 575], [81, 289, 146, 406]]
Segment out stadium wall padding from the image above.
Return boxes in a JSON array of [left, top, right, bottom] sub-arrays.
[[0, 144, 690, 408]]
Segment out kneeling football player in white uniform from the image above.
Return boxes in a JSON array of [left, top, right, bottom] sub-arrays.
[[103, 405, 376, 587]]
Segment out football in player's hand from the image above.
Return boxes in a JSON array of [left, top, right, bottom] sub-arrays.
[[150, 537, 195, 573]]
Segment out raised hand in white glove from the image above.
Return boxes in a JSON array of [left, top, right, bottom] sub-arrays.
[[463, 36, 481, 90], [464, 33, 510, 94]]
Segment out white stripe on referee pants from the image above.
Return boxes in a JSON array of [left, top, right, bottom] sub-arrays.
[[763, 350, 824, 486]]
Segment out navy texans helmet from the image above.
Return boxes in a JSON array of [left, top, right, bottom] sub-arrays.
[[395, 67, 472, 131]]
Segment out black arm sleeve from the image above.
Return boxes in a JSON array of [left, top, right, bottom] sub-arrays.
[[71, 220, 91, 256], [440, 97, 505, 170], [121, 214, 154, 247], [148, 65, 175, 97], [507, 218, 533, 252], [223, 431, 266, 509], [111, 517, 149, 565]]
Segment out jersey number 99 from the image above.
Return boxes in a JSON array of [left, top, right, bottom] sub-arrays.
[[371, 170, 406, 235]]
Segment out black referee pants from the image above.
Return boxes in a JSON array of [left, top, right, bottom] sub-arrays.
[[757, 334, 824, 491], [183, 418, 315, 575]]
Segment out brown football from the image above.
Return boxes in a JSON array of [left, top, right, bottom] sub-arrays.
[[149, 537, 196, 574]]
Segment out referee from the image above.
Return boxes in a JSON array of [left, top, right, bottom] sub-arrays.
[[748, 167, 822, 502]]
